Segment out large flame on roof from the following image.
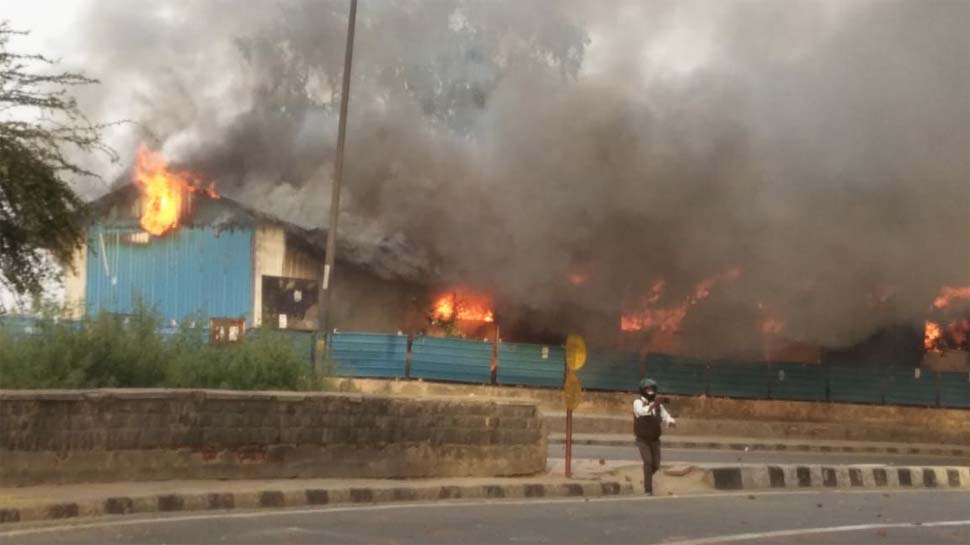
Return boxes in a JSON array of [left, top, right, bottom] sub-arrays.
[[134, 145, 218, 236], [432, 292, 494, 323], [932, 286, 970, 309]]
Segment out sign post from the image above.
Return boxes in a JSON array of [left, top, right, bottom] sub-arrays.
[[563, 334, 587, 478]]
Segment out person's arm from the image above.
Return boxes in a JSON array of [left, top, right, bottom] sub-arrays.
[[633, 398, 651, 417], [660, 405, 676, 427]]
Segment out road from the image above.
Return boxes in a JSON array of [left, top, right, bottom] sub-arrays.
[[1, 490, 966, 544], [553, 444, 970, 467]]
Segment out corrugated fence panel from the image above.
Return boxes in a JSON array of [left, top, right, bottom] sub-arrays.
[[828, 365, 884, 404], [644, 354, 707, 396], [883, 368, 937, 407], [86, 224, 254, 325], [496, 342, 564, 388], [410, 337, 493, 383], [329, 332, 407, 378], [770, 363, 827, 401], [579, 352, 641, 392], [939, 372, 970, 409], [707, 361, 774, 399]]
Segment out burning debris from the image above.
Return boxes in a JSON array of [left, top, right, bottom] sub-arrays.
[[431, 291, 494, 324], [924, 285, 970, 354]]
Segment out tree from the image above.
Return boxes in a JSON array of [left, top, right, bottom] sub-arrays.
[[0, 22, 115, 304]]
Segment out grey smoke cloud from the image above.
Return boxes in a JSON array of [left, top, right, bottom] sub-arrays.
[[68, 0, 969, 353]]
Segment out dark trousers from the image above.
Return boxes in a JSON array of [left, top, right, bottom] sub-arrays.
[[636, 439, 661, 493]]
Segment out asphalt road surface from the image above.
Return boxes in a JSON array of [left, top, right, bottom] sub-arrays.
[[554, 444, 970, 467], [2, 490, 967, 544]]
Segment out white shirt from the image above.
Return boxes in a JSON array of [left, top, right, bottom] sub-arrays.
[[633, 396, 675, 427]]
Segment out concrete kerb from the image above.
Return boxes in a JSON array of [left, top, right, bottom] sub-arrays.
[[2, 463, 966, 526], [704, 464, 970, 492], [547, 434, 970, 458], [0, 478, 635, 526]]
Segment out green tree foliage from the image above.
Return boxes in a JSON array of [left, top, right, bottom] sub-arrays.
[[0, 21, 116, 301]]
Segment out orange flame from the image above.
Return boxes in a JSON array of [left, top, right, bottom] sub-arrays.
[[924, 320, 942, 352], [432, 292, 494, 323], [948, 319, 970, 349], [932, 286, 970, 309], [134, 145, 218, 236], [761, 317, 785, 336], [620, 306, 687, 332], [621, 267, 741, 333], [757, 303, 785, 335]]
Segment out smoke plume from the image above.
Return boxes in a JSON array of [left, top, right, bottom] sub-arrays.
[[65, 0, 969, 353]]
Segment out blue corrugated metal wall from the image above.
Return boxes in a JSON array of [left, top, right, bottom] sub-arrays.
[[939, 372, 970, 409], [496, 343, 564, 387], [828, 365, 885, 404], [85, 224, 254, 324], [883, 367, 937, 407], [644, 354, 707, 395], [707, 360, 774, 399], [580, 352, 641, 392], [770, 363, 827, 401], [329, 332, 408, 378], [410, 337, 493, 383]]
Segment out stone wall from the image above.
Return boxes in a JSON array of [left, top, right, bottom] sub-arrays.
[[0, 389, 546, 487], [347, 378, 970, 445]]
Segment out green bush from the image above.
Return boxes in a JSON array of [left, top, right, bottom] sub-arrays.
[[0, 307, 320, 390]]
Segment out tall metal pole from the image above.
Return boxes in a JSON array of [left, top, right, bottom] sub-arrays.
[[316, 0, 358, 371]]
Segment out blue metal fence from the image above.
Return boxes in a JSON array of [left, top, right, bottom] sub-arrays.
[[644, 354, 707, 396], [883, 367, 937, 407], [828, 365, 885, 404], [939, 372, 970, 409], [770, 363, 827, 402], [410, 336, 493, 383], [706, 360, 774, 399], [496, 343, 563, 388], [328, 332, 407, 378], [579, 351, 641, 392]]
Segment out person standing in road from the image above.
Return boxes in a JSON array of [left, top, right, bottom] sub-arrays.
[[634, 378, 675, 496]]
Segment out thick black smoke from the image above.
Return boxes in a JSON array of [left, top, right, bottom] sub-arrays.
[[72, 0, 969, 353]]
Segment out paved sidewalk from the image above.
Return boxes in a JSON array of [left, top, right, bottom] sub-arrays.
[[548, 433, 970, 457], [0, 460, 637, 526]]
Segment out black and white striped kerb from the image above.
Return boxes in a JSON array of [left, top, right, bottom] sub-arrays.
[[0, 479, 635, 526], [712, 464, 969, 490]]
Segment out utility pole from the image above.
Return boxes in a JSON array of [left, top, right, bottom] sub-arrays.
[[316, 0, 358, 372]]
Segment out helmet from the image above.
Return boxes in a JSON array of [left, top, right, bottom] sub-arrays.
[[639, 378, 658, 390]]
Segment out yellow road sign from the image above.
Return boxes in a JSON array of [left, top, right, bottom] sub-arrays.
[[565, 334, 587, 371], [563, 370, 583, 410]]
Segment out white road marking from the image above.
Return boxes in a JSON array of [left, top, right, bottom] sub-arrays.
[[0, 489, 966, 538], [659, 520, 970, 545]]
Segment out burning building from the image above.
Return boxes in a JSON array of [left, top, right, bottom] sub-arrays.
[[63, 148, 426, 334]]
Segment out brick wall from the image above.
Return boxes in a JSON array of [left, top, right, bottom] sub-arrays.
[[0, 389, 547, 486]]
